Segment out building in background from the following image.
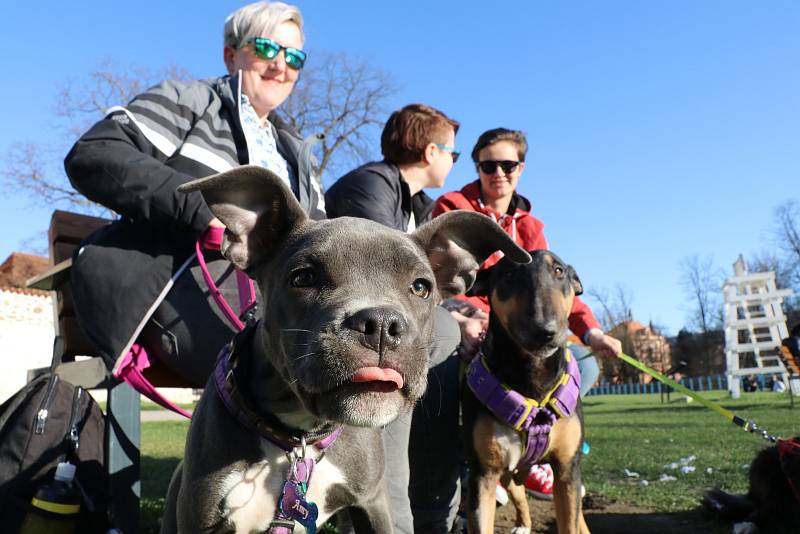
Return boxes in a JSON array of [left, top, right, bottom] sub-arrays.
[[598, 320, 673, 384], [0, 252, 54, 402]]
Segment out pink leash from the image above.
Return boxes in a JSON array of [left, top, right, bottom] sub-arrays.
[[113, 226, 256, 418], [195, 227, 256, 332]]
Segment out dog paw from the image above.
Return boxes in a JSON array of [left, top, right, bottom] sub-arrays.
[[510, 527, 531, 534]]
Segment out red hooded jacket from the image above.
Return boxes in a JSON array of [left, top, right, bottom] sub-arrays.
[[433, 180, 601, 340]]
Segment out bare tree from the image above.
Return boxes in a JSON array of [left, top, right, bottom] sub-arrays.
[[758, 203, 800, 326], [4, 141, 95, 211], [679, 254, 723, 333], [279, 50, 399, 181], [768, 200, 800, 295], [748, 249, 796, 291], [585, 283, 634, 331], [772, 200, 800, 263]]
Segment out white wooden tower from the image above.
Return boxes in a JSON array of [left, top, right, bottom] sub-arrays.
[[723, 255, 793, 398]]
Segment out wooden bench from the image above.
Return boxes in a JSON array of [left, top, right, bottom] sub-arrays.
[[26, 209, 189, 533]]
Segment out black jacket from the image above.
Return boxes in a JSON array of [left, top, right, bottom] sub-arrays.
[[65, 73, 323, 371], [325, 161, 433, 232]]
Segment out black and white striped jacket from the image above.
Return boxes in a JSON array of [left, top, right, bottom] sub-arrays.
[[65, 72, 324, 371]]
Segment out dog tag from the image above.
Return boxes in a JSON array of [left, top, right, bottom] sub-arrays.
[[280, 480, 318, 534]]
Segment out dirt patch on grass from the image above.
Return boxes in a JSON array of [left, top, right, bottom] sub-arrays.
[[492, 493, 726, 534]]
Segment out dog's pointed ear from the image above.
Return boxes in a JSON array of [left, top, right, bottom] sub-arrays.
[[466, 263, 496, 298], [413, 211, 531, 299], [568, 265, 584, 296], [178, 165, 307, 271]]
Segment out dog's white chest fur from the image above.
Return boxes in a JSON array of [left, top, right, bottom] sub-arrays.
[[218, 447, 346, 533], [494, 421, 524, 472]]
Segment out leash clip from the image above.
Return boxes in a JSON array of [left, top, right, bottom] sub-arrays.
[[287, 435, 309, 480]]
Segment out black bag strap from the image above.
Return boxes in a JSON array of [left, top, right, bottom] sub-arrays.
[[50, 335, 66, 371]]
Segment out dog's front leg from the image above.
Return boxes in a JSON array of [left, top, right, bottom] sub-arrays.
[[550, 417, 589, 534], [505, 477, 532, 534], [467, 471, 501, 534], [551, 459, 588, 534], [348, 492, 393, 534]]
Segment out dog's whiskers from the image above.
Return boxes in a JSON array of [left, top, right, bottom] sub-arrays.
[[292, 351, 318, 362]]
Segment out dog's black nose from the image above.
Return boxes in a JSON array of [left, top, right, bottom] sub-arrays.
[[345, 307, 407, 354], [532, 322, 558, 343]]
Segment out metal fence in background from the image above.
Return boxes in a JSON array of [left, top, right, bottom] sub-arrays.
[[586, 374, 729, 396]]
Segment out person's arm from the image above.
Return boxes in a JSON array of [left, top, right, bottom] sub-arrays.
[[64, 80, 214, 234], [568, 297, 622, 358], [442, 298, 488, 359]]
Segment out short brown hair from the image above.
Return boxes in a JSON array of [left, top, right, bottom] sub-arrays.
[[470, 128, 528, 163], [381, 104, 460, 165]]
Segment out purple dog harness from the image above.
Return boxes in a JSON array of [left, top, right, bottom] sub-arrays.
[[466, 348, 581, 478], [214, 331, 342, 534]]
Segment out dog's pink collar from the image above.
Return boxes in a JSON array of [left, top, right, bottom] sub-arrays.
[[213, 329, 343, 452], [466, 348, 581, 475]]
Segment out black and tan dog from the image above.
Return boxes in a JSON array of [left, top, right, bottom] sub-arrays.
[[463, 250, 589, 534], [160, 166, 530, 534], [704, 436, 800, 533]]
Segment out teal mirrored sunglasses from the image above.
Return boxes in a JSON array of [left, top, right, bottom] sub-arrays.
[[435, 143, 460, 163], [242, 37, 307, 70]]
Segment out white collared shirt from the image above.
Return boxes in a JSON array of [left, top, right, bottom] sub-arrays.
[[240, 94, 293, 189]]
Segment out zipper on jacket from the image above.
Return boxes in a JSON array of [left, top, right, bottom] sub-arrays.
[[67, 386, 85, 454], [298, 140, 313, 207], [34, 374, 60, 434]]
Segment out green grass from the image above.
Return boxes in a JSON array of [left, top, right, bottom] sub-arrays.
[[581, 390, 797, 511], [141, 421, 188, 534], [138, 391, 797, 532]]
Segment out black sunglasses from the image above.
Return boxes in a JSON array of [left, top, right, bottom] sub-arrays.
[[477, 160, 520, 174]]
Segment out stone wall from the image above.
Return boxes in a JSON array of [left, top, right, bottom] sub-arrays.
[[0, 287, 200, 406], [0, 288, 55, 402]]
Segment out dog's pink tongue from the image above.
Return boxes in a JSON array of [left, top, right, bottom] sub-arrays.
[[351, 367, 404, 389]]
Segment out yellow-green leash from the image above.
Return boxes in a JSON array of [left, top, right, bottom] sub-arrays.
[[596, 351, 781, 443]]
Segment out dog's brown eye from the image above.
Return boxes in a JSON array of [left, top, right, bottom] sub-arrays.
[[410, 279, 432, 299], [291, 269, 317, 287], [554, 266, 564, 276]]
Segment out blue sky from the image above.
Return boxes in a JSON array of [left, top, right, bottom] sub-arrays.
[[1, 1, 798, 336]]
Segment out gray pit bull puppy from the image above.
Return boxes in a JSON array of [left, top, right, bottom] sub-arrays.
[[160, 165, 531, 534]]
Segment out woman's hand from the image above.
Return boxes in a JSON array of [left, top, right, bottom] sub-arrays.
[[201, 218, 226, 250], [585, 329, 622, 358], [451, 309, 489, 360]]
